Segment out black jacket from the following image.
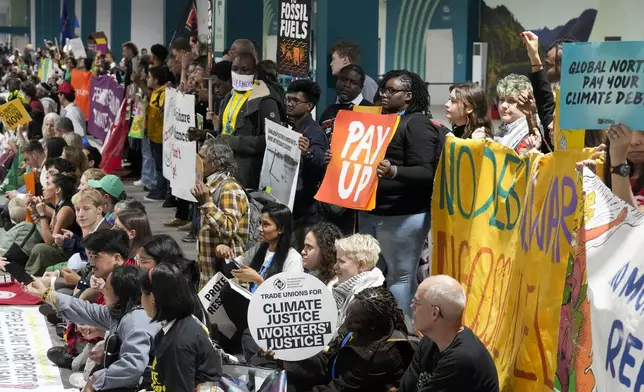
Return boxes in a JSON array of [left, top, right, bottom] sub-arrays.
[[529, 69, 555, 152], [319, 99, 373, 144], [282, 329, 414, 392], [292, 113, 328, 223], [371, 112, 440, 216], [149, 316, 222, 392], [217, 81, 283, 189]]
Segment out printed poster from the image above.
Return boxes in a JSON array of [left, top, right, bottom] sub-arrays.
[[277, 0, 311, 76], [259, 119, 301, 210], [582, 168, 644, 392], [198, 272, 252, 339], [0, 306, 66, 391], [247, 272, 337, 361], [0, 100, 31, 130], [560, 41, 644, 130], [68, 38, 87, 58], [169, 92, 198, 202], [432, 137, 594, 391], [315, 110, 400, 210], [162, 88, 178, 180], [70, 69, 93, 120], [88, 75, 125, 142]]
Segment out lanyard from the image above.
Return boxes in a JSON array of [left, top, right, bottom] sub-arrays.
[[224, 91, 247, 135], [331, 332, 353, 380], [250, 254, 275, 294]]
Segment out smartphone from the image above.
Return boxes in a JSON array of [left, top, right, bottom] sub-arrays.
[[227, 260, 243, 270], [5, 262, 34, 285]]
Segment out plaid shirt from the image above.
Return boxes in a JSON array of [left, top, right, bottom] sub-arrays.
[[198, 172, 250, 289]]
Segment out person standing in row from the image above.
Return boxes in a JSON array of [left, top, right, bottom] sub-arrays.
[[329, 40, 379, 102]]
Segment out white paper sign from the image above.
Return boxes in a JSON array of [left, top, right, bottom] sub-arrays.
[[169, 92, 198, 202], [259, 120, 301, 209], [69, 38, 87, 58], [247, 272, 337, 361], [583, 168, 644, 392], [162, 88, 178, 180], [198, 272, 252, 339]]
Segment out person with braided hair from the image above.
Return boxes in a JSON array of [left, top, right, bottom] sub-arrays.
[[359, 69, 442, 314], [279, 286, 414, 391]]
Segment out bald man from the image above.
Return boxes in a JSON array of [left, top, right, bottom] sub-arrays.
[[399, 275, 499, 392], [223, 39, 258, 62]]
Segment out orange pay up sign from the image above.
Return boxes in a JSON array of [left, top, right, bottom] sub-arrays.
[[315, 110, 400, 210]]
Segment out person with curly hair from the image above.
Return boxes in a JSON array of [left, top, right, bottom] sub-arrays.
[[279, 286, 414, 391], [301, 222, 343, 287]]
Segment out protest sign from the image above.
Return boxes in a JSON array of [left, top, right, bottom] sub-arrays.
[[0, 306, 66, 391], [198, 272, 252, 339], [169, 92, 198, 202], [432, 137, 594, 391], [315, 110, 400, 210], [580, 169, 644, 392], [277, 0, 311, 76], [353, 105, 382, 114], [0, 100, 31, 130], [37, 58, 54, 82], [70, 69, 93, 120], [68, 38, 87, 58], [88, 76, 125, 142], [87, 32, 108, 55], [554, 87, 585, 151], [163, 88, 178, 180], [259, 120, 301, 209], [247, 272, 337, 361], [560, 41, 644, 130]]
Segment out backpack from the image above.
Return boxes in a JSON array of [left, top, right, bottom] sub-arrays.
[[212, 178, 278, 252], [0, 222, 42, 264]]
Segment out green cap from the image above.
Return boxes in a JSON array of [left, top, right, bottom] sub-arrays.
[[88, 175, 124, 199]]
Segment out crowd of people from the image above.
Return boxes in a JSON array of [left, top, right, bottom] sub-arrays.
[[0, 26, 640, 392]]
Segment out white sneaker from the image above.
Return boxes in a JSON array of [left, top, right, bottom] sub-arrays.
[[132, 180, 145, 187]]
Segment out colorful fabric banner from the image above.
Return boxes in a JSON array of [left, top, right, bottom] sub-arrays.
[[582, 168, 644, 392], [0, 100, 32, 130], [432, 137, 594, 391], [0, 306, 66, 391], [88, 75, 125, 142], [70, 69, 93, 121], [99, 98, 129, 174], [277, 0, 311, 76], [315, 110, 400, 210], [560, 41, 644, 131]]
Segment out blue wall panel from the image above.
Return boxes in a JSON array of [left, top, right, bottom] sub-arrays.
[[227, 0, 263, 55], [165, 0, 187, 46], [81, 0, 97, 42], [110, 0, 131, 61], [35, 0, 61, 46]]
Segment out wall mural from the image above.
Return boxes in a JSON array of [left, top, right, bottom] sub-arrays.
[[481, 0, 598, 100]]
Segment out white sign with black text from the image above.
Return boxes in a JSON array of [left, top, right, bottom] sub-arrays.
[[247, 272, 337, 361], [259, 119, 301, 210]]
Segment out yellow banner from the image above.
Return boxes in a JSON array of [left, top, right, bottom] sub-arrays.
[[0, 99, 32, 129], [432, 138, 593, 391]]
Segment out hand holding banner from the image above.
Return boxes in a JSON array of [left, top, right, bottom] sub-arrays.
[[315, 111, 399, 210]]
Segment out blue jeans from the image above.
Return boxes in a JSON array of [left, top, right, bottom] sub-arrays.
[[149, 141, 167, 196], [140, 137, 155, 186], [359, 211, 431, 314]]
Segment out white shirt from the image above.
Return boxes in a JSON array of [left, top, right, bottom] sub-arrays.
[[161, 319, 176, 334], [336, 93, 365, 106], [261, 248, 304, 274], [62, 102, 87, 136]]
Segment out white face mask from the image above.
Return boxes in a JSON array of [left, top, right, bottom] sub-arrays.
[[231, 71, 255, 92]]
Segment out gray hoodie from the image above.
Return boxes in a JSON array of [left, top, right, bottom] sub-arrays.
[[57, 295, 161, 390]]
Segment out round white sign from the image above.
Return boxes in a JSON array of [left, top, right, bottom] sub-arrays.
[[247, 272, 338, 361]]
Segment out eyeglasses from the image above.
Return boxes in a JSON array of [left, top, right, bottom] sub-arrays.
[[379, 87, 409, 97], [411, 298, 444, 318], [285, 97, 311, 106]]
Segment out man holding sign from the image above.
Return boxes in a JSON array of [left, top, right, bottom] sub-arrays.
[[357, 70, 443, 313]]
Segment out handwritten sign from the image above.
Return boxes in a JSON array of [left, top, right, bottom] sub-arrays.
[[259, 120, 301, 209], [277, 0, 311, 76], [315, 110, 399, 210], [560, 41, 644, 130], [169, 92, 197, 202], [432, 137, 594, 391], [0, 100, 31, 130], [162, 88, 178, 180]]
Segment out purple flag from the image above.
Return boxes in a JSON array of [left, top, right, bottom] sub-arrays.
[[88, 76, 125, 141]]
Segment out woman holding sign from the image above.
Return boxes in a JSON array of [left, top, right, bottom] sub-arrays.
[[359, 70, 441, 313]]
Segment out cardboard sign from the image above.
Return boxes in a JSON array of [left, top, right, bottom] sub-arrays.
[[277, 0, 311, 76], [0, 100, 31, 129], [259, 120, 301, 209], [315, 110, 400, 210], [69, 38, 87, 58], [198, 272, 252, 339], [247, 272, 337, 361], [560, 41, 644, 130], [87, 32, 108, 55], [70, 69, 93, 120]]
